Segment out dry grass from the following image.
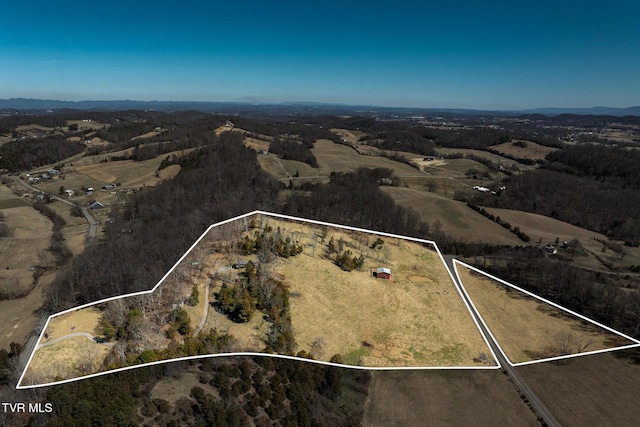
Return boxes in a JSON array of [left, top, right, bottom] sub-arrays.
[[24, 336, 111, 385], [365, 370, 539, 427], [66, 120, 106, 131], [312, 139, 424, 178], [481, 207, 640, 269], [0, 202, 54, 295], [490, 140, 559, 161], [42, 307, 103, 343], [151, 371, 218, 404], [0, 270, 54, 351], [382, 187, 523, 245], [436, 147, 532, 171], [456, 265, 634, 363], [33, 151, 187, 201], [200, 215, 493, 367], [517, 350, 640, 426]]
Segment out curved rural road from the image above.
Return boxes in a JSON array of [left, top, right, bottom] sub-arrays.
[[443, 256, 560, 427], [36, 332, 114, 349], [14, 177, 97, 244]]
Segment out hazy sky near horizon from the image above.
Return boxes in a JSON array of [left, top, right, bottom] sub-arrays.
[[1, 0, 638, 110]]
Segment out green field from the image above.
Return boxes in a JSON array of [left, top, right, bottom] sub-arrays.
[[0, 198, 29, 209]]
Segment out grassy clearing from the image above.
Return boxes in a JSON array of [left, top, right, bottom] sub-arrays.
[[312, 139, 424, 177], [436, 147, 532, 171], [260, 217, 492, 367], [491, 140, 558, 161], [517, 350, 640, 426], [25, 335, 112, 385], [198, 214, 492, 367], [0, 203, 54, 295], [382, 187, 522, 245], [0, 270, 54, 351], [456, 265, 634, 363], [66, 120, 106, 131], [364, 370, 539, 427], [151, 371, 218, 404], [0, 198, 29, 209], [42, 307, 103, 343]]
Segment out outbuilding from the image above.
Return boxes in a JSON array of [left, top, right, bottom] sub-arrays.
[[373, 267, 391, 280]]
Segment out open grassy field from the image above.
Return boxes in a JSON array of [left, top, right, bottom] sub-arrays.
[[66, 120, 106, 131], [364, 369, 539, 427], [41, 307, 103, 342], [490, 140, 559, 161], [24, 335, 112, 385], [45, 200, 90, 256], [517, 350, 640, 426], [203, 215, 493, 367], [382, 187, 523, 245], [0, 185, 54, 295], [312, 139, 426, 178], [436, 147, 533, 171], [0, 270, 54, 352], [456, 264, 634, 363], [23, 307, 109, 384], [482, 207, 640, 270]]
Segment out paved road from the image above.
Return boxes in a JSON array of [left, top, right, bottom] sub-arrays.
[[14, 314, 48, 380], [443, 256, 560, 427], [14, 177, 97, 243]]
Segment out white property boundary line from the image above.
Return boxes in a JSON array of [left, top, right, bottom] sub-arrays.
[[453, 259, 640, 367], [17, 210, 500, 390]]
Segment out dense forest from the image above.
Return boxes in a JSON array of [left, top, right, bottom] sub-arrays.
[[0, 137, 85, 171]]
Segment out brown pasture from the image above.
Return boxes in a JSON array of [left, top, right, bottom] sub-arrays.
[[490, 140, 558, 161], [197, 214, 492, 366], [42, 307, 103, 343], [311, 139, 425, 178], [24, 335, 112, 385], [0, 270, 54, 352], [259, 216, 491, 367], [436, 147, 532, 171], [381, 186, 522, 245], [517, 350, 640, 426], [0, 202, 54, 295], [482, 207, 640, 269], [364, 370, 539, 427], [456, 265, 634, 363]]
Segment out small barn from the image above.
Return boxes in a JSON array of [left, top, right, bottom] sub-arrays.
[[373, 267, 391, 280], [232, 260, 249, 269], [90, 201, 105, 210]]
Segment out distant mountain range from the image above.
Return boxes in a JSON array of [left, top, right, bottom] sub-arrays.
[[0, 98, 638, 117]]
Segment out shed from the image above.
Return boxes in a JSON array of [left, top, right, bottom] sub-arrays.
[[90, 201, 105, 210], [232, 260, 249, 269], [374, 267, 391, 280]]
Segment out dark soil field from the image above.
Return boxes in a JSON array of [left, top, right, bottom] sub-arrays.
[[517, 349, 640, 426], [364, 370, 540, 426]]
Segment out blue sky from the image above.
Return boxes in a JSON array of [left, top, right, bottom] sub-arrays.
[[1, 0, 638, 109]]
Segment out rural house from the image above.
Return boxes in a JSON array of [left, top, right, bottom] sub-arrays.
[[373, 267, 391, 279]]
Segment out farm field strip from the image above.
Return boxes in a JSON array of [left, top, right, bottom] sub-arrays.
[[18, 211, 505, 389], [453, 260, 640, 367]]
